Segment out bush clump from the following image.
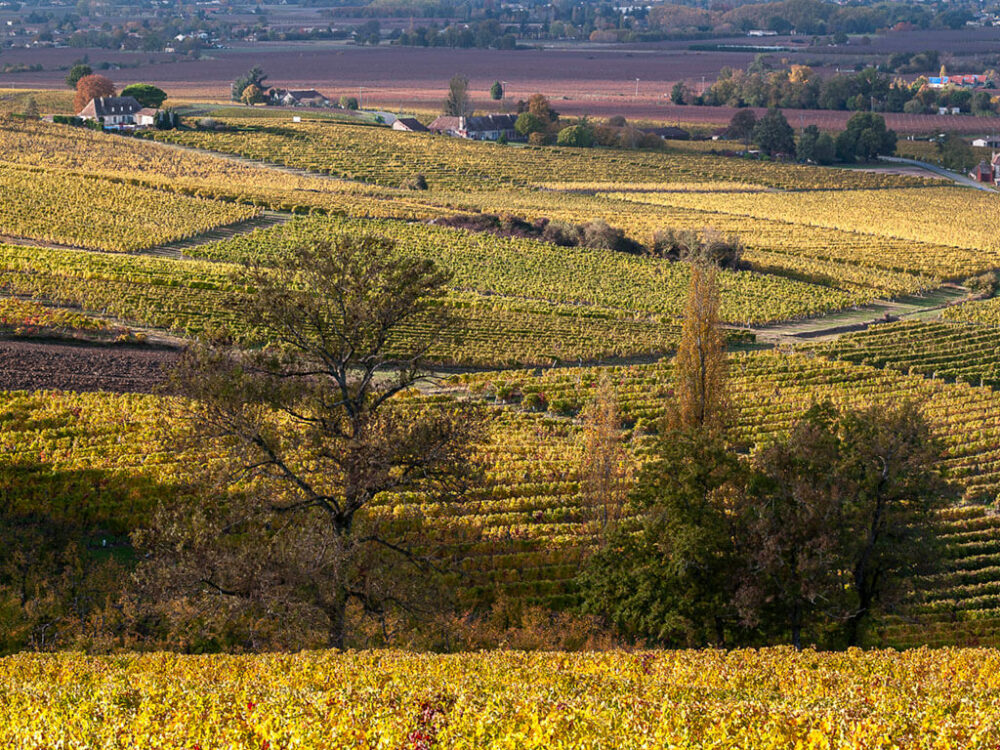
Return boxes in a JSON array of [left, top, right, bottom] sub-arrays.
[[652, 228, 745, 269], [965, 271, 999, 297], [402, 173, 428, 190], [431, 213, 643, 254]]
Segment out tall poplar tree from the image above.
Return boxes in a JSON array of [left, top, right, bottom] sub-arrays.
[[673, 263, 728, 433]]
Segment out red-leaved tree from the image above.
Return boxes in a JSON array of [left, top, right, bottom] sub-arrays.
[[73, 74, 116, 113]]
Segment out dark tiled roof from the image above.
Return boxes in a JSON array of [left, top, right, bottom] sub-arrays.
[[395, 117, 428, 132], [464, 114, 518, 131], [78, 96, 142, 117]]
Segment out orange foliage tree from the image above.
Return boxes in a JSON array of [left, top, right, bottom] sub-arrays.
[[73, 75, 116, 113]]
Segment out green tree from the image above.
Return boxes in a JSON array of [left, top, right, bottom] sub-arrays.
[[813, 133, 837, 164], [796, 124, 836, 164], [738, 403, 846, 649], [971, 90, 994, 115], [121, 83, 167, 108], [556, 122, 594, 147], [355, 19, 380, 45], [580, 400, 952, 649], [578, 426, 747, 646], [726, 108, 757, 149], [832, 401, 953, 646], [936, 132, 975, 171], [154, 109, 180, 130], [490, 80, 504, 101], [231, 66, 267, 103], [752, 108, 795, 156], [670, 81, 689, 105], [515, 111, 545, 137], [738, 400, 951, 649], [65, 63, 92, 89], [339, 95, 359, 110], [443, 74, 473, 117], [835, 112, 896, 162]]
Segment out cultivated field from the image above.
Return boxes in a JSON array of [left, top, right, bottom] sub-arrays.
[[4, 86, 1000, 742], [5, 36, 999, 131], [5, 648, 1000, 747]]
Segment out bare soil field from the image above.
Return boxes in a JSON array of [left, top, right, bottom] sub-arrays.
[[2, 36, 997, 132], [0, 339, 177, 393], [0, 43, 757, 96]]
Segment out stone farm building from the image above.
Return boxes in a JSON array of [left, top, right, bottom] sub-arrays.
[[392, 117, 429, 133], [77, 96, 158, 129], [428, 114, 521, 141], [970, 153, 1000, 185]]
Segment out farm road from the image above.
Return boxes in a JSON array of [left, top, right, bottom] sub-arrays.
[[878, 156, 998, 193]]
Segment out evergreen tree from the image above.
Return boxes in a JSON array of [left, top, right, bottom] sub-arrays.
[[232, 66, 267, 103], [726, 109, 757, 149], [65, 63, 92, 89]]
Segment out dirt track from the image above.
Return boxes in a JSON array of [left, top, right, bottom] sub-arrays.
[[0, 339, 179, 394]]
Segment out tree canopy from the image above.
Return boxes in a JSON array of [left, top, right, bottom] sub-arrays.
[[65, 63, 92, 89], [121, 83, 167, 108], [579, 400, 952, 648], [231, 66, 268, 103], [443, 74, 473, 117], [73, 74, 115, 113], [139, 235, 483, 650], [752, 108, 795, 156], [835, 112, 897, 162]]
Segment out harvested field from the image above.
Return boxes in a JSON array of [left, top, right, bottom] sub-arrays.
[[0, 339, 176, 393], [4, 41, 997, 133]]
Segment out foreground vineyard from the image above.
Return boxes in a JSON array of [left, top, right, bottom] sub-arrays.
[[4, 648, 1000, 748], [10, 351, 1000, 644]]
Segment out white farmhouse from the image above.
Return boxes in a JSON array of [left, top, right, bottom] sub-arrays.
[[77, 96, 144, 127]]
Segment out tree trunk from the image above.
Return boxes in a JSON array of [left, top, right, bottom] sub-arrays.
[[844, 599, 869, 648], [326, 589, 349, 650], [791, 603, 802, 651]]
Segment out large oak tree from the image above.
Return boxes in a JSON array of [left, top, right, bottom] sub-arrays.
[[137, 235, 483, 650]]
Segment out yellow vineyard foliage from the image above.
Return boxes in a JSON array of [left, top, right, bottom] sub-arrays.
[[2, 647, 1000, 748]]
